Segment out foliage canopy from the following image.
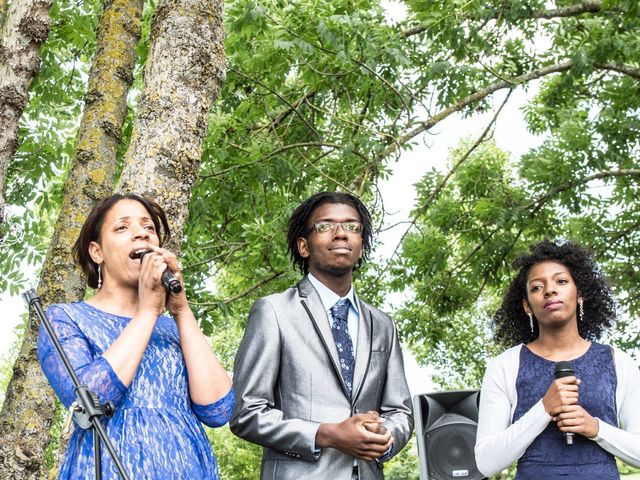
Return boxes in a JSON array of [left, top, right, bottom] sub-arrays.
[[1, 0, 639, 474]]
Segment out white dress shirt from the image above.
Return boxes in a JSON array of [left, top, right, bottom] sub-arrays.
[[308, 273, 360, 353]]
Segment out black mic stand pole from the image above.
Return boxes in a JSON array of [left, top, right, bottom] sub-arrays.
[[23, 289, 131, 480]]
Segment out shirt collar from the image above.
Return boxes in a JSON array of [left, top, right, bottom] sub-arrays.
[[307, 273, 359, 315]]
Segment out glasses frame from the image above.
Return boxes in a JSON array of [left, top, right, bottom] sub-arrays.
[[311, 221, 363, 234]]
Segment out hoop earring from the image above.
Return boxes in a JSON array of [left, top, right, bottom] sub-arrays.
[[578, 298, 584, 323], [528, 312, 534, 333], [97, 264, 102, 290]]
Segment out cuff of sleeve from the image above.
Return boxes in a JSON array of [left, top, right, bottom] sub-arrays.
[[192, 387, 236, 427], [282, 420, 322, 462], [588, 417, 603, 442], [526, 399, 554, 435], [311, 423, 322, 460], [377, 443, 394, 463], [535, 398, 553, 420]]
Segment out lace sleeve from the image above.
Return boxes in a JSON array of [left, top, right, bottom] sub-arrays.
[[37, 305, 127, 408], [192, 387, 235, 428]]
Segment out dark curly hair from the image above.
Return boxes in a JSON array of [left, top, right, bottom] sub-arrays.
[[493, 239, 617, 347], [286, 191, 373, 274], [73, 194, 171, 289]]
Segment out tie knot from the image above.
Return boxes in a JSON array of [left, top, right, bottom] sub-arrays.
[[331, 299, 351, 322]]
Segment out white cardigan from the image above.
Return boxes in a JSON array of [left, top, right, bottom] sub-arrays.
[[474, 344, 640, 477]]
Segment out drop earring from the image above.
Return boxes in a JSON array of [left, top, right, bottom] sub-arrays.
[[97, 264, 102, 290], [578, 298, 584, 323], [528, 312, 534, 333]]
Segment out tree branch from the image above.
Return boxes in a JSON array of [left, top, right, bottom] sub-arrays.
[[185, 242, 249, 270], [229, 66, 320, 138], [524, 0, 603, 20], [389, 61, 574, 156], [354, 57, 639, 190], [305, 99, 399, 146], [254, 90, 317, 133], [351, 60, 574, 191], [402, 1, 603, 38], [265, 141, 342, 159], [222, 270, 284, 303], [352, 59, 413, 115], [300, 149, 355, 192], [193, 271, 284, 310], [527, 169, 640, 212], [377, 91, 511, 279], [594, 62, 640, 81]]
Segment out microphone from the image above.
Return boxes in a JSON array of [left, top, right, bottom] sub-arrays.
[[129, 249, 182, 294], [553, 361, 575, 445]]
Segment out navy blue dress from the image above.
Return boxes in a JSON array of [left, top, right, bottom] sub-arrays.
[[38, 302, 235, 479], [513, 343, 619, 479]]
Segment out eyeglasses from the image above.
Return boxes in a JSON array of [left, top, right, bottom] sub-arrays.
[[312, 222, 363, 234]]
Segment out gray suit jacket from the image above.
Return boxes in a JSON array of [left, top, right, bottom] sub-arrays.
[[230, 276, 413, 480]]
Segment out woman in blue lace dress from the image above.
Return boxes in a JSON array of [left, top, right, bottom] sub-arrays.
[[475, 239, 640, 479], [38, 194, 234, 479]]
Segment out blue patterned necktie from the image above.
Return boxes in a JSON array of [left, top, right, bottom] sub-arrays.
[[330, 299, 355, 396]]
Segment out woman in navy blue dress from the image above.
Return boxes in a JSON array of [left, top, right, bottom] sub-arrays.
[[475, 240, 640, 479], [38, 194, 234, 479]]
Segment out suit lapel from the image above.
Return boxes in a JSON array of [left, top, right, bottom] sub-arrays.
[[298, 277, 351, 398], [352, 298, 373, 401]]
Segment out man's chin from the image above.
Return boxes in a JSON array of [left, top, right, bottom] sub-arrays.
[[316, 264, 355, 277]]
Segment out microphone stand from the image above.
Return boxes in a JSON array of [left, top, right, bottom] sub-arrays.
[[23, 289, 131, 480]]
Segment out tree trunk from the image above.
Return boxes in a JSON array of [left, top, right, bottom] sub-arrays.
[[118, 0, 226, 245], [0, 0, 225, 474], [0, 0, 52, 243], [0, 0, 143, 477]]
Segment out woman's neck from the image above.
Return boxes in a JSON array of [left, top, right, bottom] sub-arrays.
[[85, 284, 140, 317], [528, 329, 591, 361]]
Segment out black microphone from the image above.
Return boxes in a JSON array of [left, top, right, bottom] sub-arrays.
[[129, 249, 182, 294], [554, 361, 575, 445]]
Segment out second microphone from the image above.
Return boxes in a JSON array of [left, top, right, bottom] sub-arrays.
[[553, 361, 576, 445]]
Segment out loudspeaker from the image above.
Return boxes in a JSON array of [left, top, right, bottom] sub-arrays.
[[413, 390, 485, 480]]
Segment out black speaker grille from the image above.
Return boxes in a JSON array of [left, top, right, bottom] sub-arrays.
[[425, 422, 482, 480]]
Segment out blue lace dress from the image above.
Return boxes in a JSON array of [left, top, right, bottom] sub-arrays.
[[38, 302, 235, 479], [513, 342, 619, 479]]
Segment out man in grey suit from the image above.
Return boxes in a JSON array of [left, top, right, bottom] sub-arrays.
[[230, 192, 413, 480]]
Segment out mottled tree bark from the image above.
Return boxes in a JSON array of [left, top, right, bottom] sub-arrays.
[[0, 0, 143, 477], [118, 0, 226, 247], [0, 0, 52, 244]]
